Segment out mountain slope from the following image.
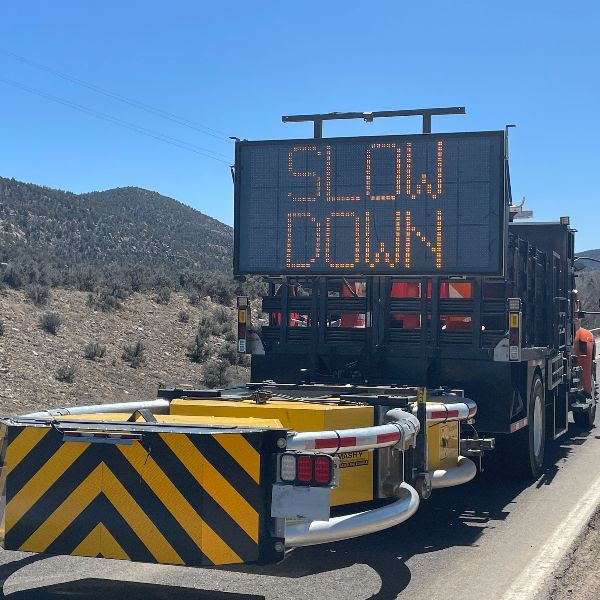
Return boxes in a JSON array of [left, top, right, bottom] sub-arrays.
[[0, 177, 233, 283], [576, 249, 600, 271]]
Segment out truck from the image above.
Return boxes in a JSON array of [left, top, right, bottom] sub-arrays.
[[0, 107, 597, 568]]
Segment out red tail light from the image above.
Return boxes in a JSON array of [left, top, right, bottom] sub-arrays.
[[296, 456, 313, 482], [278, 453, 335, 486], [314, 456, 331, 484]]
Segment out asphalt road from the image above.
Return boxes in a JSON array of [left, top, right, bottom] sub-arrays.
[[1, 349, 598, 600]]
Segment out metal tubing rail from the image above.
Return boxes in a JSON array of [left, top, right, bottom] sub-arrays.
[[285, 482, 420, 547], [24, 399, 170, 419], [410, 398, 477, 424], [286, 412, 420, 454], [431, 455, 477, 489]]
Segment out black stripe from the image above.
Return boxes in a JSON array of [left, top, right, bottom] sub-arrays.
[[192, 434, 263, 514], [149, 433, 258, 562], [45, 493, 154, 563], [6, 444, 103, 550], [103, 445, 211, 566], [6, 427, 63, 503], [242, 432, 262, 453]]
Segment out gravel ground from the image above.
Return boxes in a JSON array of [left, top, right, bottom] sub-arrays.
[[0, 288, 249, 415], [551, 510, 600, 599]]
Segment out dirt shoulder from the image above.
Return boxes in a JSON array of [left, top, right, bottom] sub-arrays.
[[550, 510, 600, 599], [0, 288, 248, 415]]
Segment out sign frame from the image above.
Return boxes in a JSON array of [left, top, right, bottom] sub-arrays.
[[233, 130, 507, 277]]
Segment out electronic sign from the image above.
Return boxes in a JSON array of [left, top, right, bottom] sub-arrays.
[[234, 131, 505, 275]]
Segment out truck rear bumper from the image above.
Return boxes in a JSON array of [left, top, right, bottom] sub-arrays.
[[285, 482, 419, 547], [431, 455, 477, 489]]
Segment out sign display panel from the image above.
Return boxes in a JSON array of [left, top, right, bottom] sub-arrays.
[[234, 131, 505, 275]]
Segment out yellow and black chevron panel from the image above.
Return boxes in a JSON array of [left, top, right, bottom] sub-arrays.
[[0, 420, 286, 566]]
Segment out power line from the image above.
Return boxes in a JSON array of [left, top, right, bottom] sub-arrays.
[[0, 75, 231, 164], [0, 47, 231, 143]]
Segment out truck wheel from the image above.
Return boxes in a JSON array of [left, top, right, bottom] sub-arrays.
[[502, 374, 546, 479]]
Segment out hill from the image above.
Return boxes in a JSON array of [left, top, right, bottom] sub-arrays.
[[0, 177, 234, 294], [576, 249, 600, 271]]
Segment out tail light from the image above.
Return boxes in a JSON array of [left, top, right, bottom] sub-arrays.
[[278, 452, 335, 487]]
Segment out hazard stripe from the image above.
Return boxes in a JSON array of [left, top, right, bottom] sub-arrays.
[[49, 494, 153, 562], [5, 444, 103, 549], [5, 440, 90, 534], [6, 427, 64, 502], [104, 444, 211, 565], [193, 435, 262, 514], [155, 434, 258, 558], [159, 433, 258, 541], [118, 440, 242, 565], [214, 433, 261, 484], [5, 427, 49, 476], [73, 522, 130, 561], [2, 427, 263, 566]]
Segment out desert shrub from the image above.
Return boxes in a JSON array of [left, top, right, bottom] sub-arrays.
[[39, 312, 62, 335], [0, 319, 4, 336], [155, 287, 171, 305], [218, 340, 239, 366], [212, 305, 231, 325], [84, 342, 106, 360], [202, 359, 230, 388], [87, 291, 121, 312], [178, 310, 190, 323], [187, 317, 215, 363], [26, 284, 50, 306], [56, 364, 77, 383], [122, 341, 146, 368], [188, 291, 201, 306]]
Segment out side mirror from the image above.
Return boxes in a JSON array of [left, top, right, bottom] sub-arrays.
[[574, 261, 586, 272]]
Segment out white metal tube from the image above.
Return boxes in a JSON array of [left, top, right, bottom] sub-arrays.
[[411, 398, 477, 423], [286, 411, 420, 454], [23, 399, 170, 419], [285, 482, 419, 547], [431, 455, 477, 489]]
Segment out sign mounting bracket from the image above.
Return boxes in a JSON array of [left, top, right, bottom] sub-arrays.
[[282, 106, 466, 138]]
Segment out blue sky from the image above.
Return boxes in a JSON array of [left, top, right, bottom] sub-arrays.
[[0, 1, 597, 249]]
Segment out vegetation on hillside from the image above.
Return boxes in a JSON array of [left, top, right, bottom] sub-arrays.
[[0, 177, 264, 303]]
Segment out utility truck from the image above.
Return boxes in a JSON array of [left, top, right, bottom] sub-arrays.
[[0, 107, 597, 568]]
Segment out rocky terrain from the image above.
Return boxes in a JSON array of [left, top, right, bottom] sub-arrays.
[[0, 288, 248, 415]]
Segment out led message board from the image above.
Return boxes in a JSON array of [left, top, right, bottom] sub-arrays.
[[234, 131, 505, 275]]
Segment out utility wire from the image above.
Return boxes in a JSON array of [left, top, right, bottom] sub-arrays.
[[0, 48, 231, 142], [0, 75, 230, 164]]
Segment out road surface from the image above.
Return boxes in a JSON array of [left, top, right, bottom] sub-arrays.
[[0, 345, 598, 599]]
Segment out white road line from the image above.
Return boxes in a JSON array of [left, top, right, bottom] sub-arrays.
[[502, 339, 600, 600], [501, 472, 600, 600]]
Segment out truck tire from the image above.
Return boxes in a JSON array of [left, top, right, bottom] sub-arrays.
[[500, 374, 546, 480]]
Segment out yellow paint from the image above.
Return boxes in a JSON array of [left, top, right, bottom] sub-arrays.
[[510, 313, 519, 328], [5, 439, 90, 534], [427, 421, 459, 471], [101, 465, 183, 564], [52, 413, 283, 429], [118, 441, 242, 565], [170, 398, 374, 506], [73, 523, 130, 560], [214, 433, 261, 484], [5, 427, 49, 475], [20, 463, 103, 552], [160, 433, 259, 542]]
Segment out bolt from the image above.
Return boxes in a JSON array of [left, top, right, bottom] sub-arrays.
[[276, 437, 287, 449], [274, 541, 285, 553]]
